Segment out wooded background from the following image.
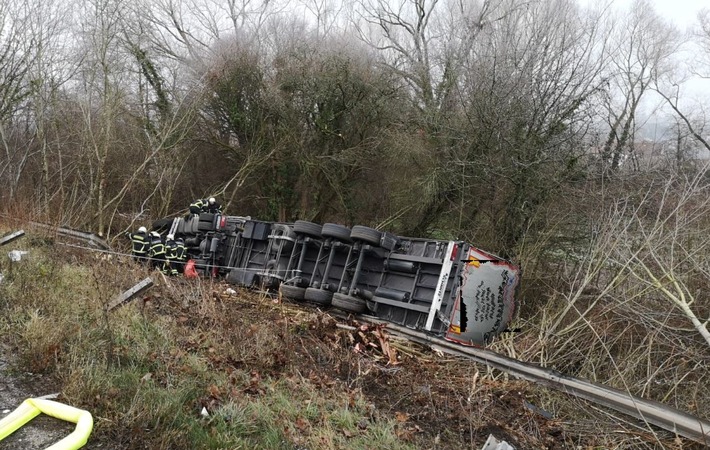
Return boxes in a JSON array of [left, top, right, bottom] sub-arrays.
[[1, 0, 709, 413]]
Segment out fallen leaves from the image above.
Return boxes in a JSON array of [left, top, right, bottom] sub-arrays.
[[347, 323, 400, 365]]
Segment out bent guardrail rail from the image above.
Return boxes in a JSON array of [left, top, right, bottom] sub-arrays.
[[0, 230, 25, 246], [341, 313, 710, 446], [28, 221, 110, 250], [0, 398, 93, 450]]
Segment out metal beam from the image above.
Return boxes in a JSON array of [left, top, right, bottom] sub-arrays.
[[0, 230, 25, 246], [107, 278, 154, 311]]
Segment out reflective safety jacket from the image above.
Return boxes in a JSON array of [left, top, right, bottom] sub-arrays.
[[149, 236, 165, 259], [165, 239, 178, 261], [189, 199, 205, 215], [175, 238, 187, 261], [129, 231, 149, 256], [190, 198, 222, 215]]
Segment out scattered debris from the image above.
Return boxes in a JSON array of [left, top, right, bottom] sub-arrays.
[[345, 322, 399, 365], [200, 407, 209, 418], [524, 400, 553, 419], [7, 250, 29, 262], [106, 278, 154, 311], [35, 393, 60, 400], [481, 434, 515, 450], [0, 230, 25, 246]]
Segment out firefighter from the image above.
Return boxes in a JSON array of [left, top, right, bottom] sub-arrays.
[[164, 234, 179, 276], [175, 236, 187, 273], [189, 198, 206, 217], [189, 197, 222, 217], [127, 226, 149, 263], [148, 231, 166, 272], [205, 197, 222, 214]]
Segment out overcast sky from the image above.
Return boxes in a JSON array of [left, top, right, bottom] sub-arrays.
[[589, 0, 706, 29], [650, 0, 706, 28]]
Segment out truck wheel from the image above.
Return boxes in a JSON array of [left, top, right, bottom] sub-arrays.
[[331, 293, 367, 313], [321, 223, 352, 242], [304, 287, 333, 306], [197, 220, 215, 232], [350, 226, 382, 246], [294, 220, 322, 238], [280, 284, 306, 301], [198, 213, 215, 222], [151, 218, 173, 233], [272, 224, 296, 252]]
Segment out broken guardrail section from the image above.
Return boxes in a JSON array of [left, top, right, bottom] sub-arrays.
[[0, 230, 25, 246], [107, 277, 154, 311], [0, 398, 93, 450]]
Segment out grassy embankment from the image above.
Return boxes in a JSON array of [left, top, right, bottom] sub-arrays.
[[0, 232, 415, 449], [2, 222, 707, 450]]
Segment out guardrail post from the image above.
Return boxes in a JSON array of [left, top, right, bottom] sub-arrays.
[[107, 277, 154, 311]]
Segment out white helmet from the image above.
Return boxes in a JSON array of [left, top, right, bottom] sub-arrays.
[[167, 234, 174, 240], [151, 231, 160, 237], [208, 197, 216, 204], [138, 226, 147, 233]]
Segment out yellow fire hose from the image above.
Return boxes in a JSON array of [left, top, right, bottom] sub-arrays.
[[0, 398, 93, 449]]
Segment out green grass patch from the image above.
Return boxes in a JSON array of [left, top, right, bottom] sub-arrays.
[[0, 233, 414, 449]]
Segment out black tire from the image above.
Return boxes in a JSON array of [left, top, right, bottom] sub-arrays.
[[197, 220, 215, 232], [304, 287, 333, 306], [332, 293, 367, 313], [294, 220, 322, 238], [199, 213, 215, 222], [280, 284, 306, 301], [151, 218, 173, 233], [258, 275, 280, 290], [321, 223, 352, 242], [350, 226, 382, 246]]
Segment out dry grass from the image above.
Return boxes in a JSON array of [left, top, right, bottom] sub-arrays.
[[1, 222, 707, 449]]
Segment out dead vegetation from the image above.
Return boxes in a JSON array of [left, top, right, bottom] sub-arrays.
[[0, 228, 707, 449]]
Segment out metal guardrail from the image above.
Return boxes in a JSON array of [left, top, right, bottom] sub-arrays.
[[28, 222, 110, 250], [355, 315, 710, 446]]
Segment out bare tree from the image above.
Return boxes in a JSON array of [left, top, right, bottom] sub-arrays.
[[0, 0, 40, 203], [600, 0, 682, 171], [24, 0, 79, 218], [353, 0, 492, 116]]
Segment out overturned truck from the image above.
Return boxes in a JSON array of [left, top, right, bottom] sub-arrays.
[[155, 213, 520, 346]]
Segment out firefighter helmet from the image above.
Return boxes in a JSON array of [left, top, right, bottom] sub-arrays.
[[138, 226, 147, 233]]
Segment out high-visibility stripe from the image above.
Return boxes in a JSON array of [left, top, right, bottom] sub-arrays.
[[425, 240, 456, 331]]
